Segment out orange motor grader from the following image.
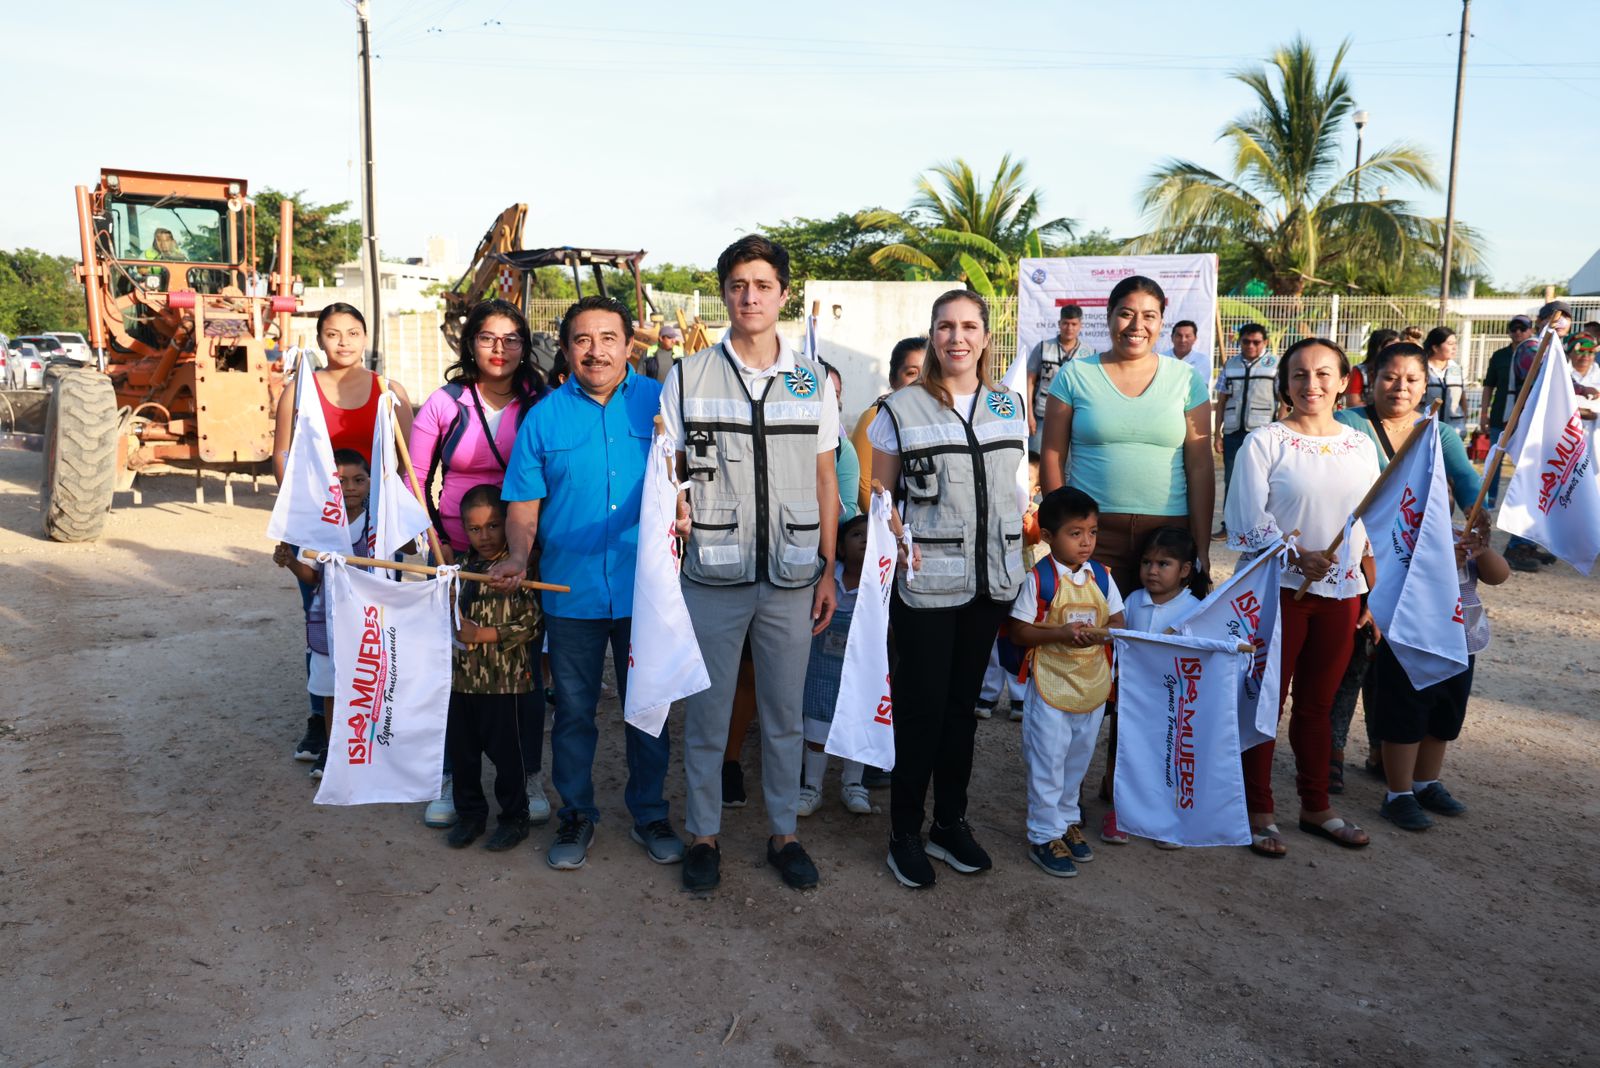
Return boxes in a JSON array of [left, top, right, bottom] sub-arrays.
[[15, 168, 302, 541]]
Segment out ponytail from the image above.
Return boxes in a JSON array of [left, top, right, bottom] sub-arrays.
[[1138, 525, 1210, 600]]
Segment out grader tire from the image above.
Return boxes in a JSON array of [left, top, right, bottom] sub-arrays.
[[40, 367, 119, 543]]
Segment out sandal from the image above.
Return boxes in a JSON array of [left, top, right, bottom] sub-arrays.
[[1297, 817, 1370, 849], [1249, 824, 1288, 859]]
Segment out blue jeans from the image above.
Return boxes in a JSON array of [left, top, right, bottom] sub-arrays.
[[545, 615, 670, 828]]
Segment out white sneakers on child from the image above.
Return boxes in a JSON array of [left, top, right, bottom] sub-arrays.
[[527, 772, 552, 825], [841, 782, 873, 815], [424, 775, 457, 828], [797, 784, 823, 817]]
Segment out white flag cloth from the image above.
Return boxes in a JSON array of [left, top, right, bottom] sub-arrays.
[[266, 348, 351, 554], [1365, 415, 1470, 688], [1109, 630, 1251, 847], [367, 389, 434, 562], [624, 433, 711, 738], [1170, 538, 1286, 750], [825, 488, 897, 769], [998, 351, 1033, 513], [1499, 333, 1600, 574], [315, 558, 453, 805]]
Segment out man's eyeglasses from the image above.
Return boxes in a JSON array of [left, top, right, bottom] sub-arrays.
[[476, 333, 524, 350]]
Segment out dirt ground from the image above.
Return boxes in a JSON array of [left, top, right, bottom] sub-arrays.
[[1, 446, 1596, 1068]]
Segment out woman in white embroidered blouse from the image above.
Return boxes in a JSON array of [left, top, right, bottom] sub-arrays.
[[1224, 338, 1380, 858]]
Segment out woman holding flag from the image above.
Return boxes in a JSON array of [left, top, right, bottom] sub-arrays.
[[1224, 338, 1380, 857], [868, 289, 1028, 889]]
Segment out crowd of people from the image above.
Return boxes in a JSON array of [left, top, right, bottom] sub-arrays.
[[271, 234, 1589, 891]]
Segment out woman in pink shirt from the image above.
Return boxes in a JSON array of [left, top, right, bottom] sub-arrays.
[[410, 299, 547, 559]]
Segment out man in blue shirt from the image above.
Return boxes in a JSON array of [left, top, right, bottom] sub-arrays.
[[489, 295, 684, 870]]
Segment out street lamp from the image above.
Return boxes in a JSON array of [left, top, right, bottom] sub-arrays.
[[1352, 110, 1370, 202]]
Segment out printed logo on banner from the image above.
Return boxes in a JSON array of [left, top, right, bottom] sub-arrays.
[[1539, 417, 1590, 514], [1390, 484, 1425, 563], [1226, 590, 1270, 699], [986, 392, 1019, 420], [321, 478, 344, 526], [1029, 268, 1047, 284], [874, 672, 893, 726], [785, 366, 818, 399], [1165, 656, 1204, 810], [1091, 267, 1136, 281], [346, 604, 398, 766]]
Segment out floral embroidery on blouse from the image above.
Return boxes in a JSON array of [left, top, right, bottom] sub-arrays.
[[1268, 422, 1365, 455]]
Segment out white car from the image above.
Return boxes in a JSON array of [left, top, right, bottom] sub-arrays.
[[5, 342, 44, 388], [48, 332, 91, 364]]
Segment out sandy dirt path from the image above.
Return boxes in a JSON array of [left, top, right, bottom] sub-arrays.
[[1, 447, 1596, 1067]]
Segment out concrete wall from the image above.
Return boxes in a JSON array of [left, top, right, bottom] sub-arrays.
[[799, 280, 952, 426]]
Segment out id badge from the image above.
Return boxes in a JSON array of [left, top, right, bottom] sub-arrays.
[[1065, 609, 1096, 626]]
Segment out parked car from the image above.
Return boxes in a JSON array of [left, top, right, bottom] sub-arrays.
[[47, 331, 91, 363], [13, 335, 65, 360], [5, 341, 44, 388]]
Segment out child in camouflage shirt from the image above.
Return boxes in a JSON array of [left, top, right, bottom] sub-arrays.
[[442, 484, 543, 851]]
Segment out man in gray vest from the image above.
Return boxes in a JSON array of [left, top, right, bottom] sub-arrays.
[[660, 235, 840, 893], [1212, 322, 1279, 538], [1025, 304, 1091, 453]]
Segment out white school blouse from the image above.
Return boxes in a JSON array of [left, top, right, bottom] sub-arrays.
[[1121, 587, 1200, 634], [1223, 422, 1380, 600]]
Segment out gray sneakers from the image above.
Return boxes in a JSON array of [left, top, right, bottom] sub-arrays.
[[547, 815, 596, 870], [629, 819, 686, 864], [526, 772, 552, 825]]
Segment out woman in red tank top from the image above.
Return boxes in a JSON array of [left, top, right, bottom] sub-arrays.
[[272, 303, 413, 479]]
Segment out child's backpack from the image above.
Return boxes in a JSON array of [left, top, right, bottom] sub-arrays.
[[996, 557, 1112, 681]]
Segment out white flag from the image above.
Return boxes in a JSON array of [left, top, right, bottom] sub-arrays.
[[825, 488, 897, 769], [315, 559, 453, 805], [367, 389, 434, 562], [998, 352, 1033, 513], [1110, 630, 1251, 847], [267, 348, 351, 554], [1365, 415, 1470, 688], [1499, 334, 1600, 574], [624, 433, 711, 738], [1170, 540, 1285, 750]]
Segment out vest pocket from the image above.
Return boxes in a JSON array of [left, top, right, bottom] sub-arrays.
[[776, 499, 822, 582], [906, 523, 968, 593], [688, 502, 744, 579], [995, 515, 1025, 591]]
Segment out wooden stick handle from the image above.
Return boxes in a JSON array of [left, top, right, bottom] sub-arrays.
[[300, 549, 569, 592], [1462, 327, 1558, 534], [1084, 626, 1252, 654], [870, 478, 906, 538], [388, 399, 448, 564]]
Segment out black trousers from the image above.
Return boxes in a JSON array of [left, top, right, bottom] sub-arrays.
[[446, 691, 530, 824], [888, 594, 1010, 837]]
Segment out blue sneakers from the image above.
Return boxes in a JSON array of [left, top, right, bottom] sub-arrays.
[[1029, 838, 1079, 878]]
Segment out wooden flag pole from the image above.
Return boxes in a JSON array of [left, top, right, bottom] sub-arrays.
[[300, 548, 569, 593], [1292, 400, 1441, 599], [1461, 326, 1560, 534], [388, 400, 448, 564], [1084, 626, 1252, 655]]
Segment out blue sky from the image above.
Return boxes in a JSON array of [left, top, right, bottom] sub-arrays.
[[5, 0, 1595, 288]]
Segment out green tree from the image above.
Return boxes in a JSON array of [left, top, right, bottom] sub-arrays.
[[1127, 37, 1482, 295], [748, 212, 896, 315], [857, 155, 1075, 297], [253, 189, 361, 287], [0, 249, 87, 335]]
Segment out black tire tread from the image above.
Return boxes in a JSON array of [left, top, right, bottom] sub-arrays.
[[40, 368, 118, 543]]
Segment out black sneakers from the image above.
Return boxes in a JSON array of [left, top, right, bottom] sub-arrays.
[[721, 761, 747, 808], [682, 842, 721, 891], [294, 716, 324, 762], [926, 818, 993, 873], [446, 817, 488, 848], [484, 816, 531, 852], [767, 839, 819, 890], [887, 832, 936, 889]]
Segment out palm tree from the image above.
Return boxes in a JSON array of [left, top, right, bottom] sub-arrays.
[[1127, 37, 1481, 295], [856, 155, 1074, 297]]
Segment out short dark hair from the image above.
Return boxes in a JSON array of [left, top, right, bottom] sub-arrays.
[[1172, 320, 1198, 334], [1058, 304, 1084, 321], [317, 302, 366, 334], [1365, 328, 1401, 360], [838, 513, 867, 543], [1107, 275, 1167, 314], [1277, 337, 1351, 403], [1136, 524, 1211, 599], [459, 482, 505, 517], [1585, 320, 1600, 335], [1238, 322, 1268, 340], [716, 235, 790, 292], [889, 336, 926, 379], [332, 447, 368, 472], [559, 294, 634, 348], [1037, 486, 1099, 532]]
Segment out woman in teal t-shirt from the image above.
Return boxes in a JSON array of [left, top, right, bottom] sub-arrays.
[[1039, 275, 1215, 595]]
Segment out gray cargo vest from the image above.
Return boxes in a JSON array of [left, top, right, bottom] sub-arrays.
[[1032, 338, 1089, 417], [1219, 353, 1279, 433], [881, 383, 1028, 609], [677, 342, 826, 588], [1424, 360, 1467, 428]]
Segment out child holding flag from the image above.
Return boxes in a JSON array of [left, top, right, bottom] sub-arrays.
[[440, 484, 542, 851], [1006, 487, 1125, 878]]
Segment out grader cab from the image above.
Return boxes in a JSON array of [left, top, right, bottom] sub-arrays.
[[1, 168, 301, 541]]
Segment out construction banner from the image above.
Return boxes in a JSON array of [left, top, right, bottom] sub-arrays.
[[315, 559, 453, 806], [1018, 254, 1218, 370]]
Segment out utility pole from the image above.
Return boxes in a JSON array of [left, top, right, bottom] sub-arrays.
[[356, 0, 382, 371], [1438, 0, 1470, 324]]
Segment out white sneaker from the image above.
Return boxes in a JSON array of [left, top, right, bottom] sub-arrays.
[[1009, 704, 1023, 722], [841, 782, 873, 814], [797, 784, 823, 817], [526, 772, 552, 825], [424, 775, 457, 828], [974, 700, 995, 720]]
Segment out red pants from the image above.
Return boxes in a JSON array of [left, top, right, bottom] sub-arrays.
[[1242, 593, 1358, 815]]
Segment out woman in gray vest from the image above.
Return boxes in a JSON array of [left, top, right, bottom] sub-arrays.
[[1421, 326, 1468, 435], [867, 290, 1028, 889]]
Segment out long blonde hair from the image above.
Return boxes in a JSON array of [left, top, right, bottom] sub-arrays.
[[919, 289, 998, 409]]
